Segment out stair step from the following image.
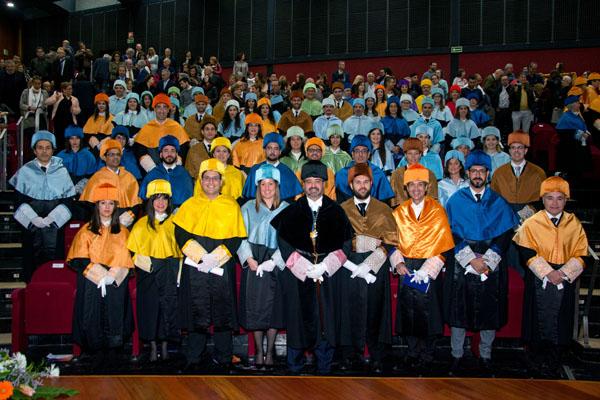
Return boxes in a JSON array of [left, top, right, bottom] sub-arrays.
[[577, 337, 600, 350]]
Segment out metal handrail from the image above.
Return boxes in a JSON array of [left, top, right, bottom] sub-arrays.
[[581, 245, 599, 347], [0, 127, 7, 191], [16, 116, 24, 170]]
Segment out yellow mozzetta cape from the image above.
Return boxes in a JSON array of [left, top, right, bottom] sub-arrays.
[[193, 164, 245, 199], [83, 114, 114, 136], [173, 193, 247, 239], [392, 196, 454, 259], [67, 223, 134, 268], [134, 119, 190, 148], [127, 215, 182, 259], [513, 210, 588, 265], [79, 167, 141, 207]]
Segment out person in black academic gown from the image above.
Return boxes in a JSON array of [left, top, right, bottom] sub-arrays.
[[270, 160, 353, 374]]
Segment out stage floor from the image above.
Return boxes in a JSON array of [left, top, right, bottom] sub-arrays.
[[45, 376, 600, 399]]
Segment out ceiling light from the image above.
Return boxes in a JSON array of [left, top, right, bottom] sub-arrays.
[[6, 1, 15, 7]]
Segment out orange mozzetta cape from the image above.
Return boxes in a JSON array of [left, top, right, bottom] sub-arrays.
[[513, 210, 588, 265], [79, 167, 141, 207], [232, 139, 265, 168], [392, 196, 455, 258], [83, 114, 114, 135], [134, 119, 190, 148], [67, 223, 134, 268], [295, 168, 336, 201]]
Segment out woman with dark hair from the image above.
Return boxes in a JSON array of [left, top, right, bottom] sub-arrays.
[[368, 127, 395, 176], [127, 179, 180, 362], [83, 93, 114, 150], [188, 66, 200, 86], [382, 96, 410, 165], [233, 52, 249, 79], [237, 164, 288, 368], [66, 183, 133, 366], [136, 74, 156, 97], [45, 82, 81, 140], [290, 73, 306, 92], [140, 91, 156, 121], [114, 92, 149, 137], [257, 97, 281, 134], [240, 92, 258, 118], [446, 98, 479, 151], [231, 113, 265, 173], [218, 99, 245, 140], [280, 126, 307, 173], [437, 150, 468, 208]]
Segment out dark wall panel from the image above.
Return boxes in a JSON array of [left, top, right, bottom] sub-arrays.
[[348, 2, 366, 53], [328, 0, 347, 55], [481, 0, 503, 45], [388, 0, 409, 50], [460, 0, 480, 46], [310, 0, 327, 56], [274, 0, 292, 59], [251, 0, 268, 61], [291, 0, 309, 57]]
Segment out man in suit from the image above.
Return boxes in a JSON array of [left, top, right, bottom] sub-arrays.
[[157, 68, 176, 94], [53, 47, 74, 89]]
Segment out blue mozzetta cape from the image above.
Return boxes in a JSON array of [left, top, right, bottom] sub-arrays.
[[335, 161, 394, 201], [139, 164, 194, 206], [56, 148, 98, 178], [445, 186, 519, 253], [243, 162, 303, 200], [9, 156, 76, 200], [238, 200, 289, 261]]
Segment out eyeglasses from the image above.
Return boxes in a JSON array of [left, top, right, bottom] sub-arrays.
[[509, 145, 526, 151], [469, 168, 487, 175], [307, 148, 322, 153], [352, 149, 369, 154], [105, 152, 121, 157]]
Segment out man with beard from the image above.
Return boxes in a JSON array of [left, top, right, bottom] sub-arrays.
[[445, 150, 519, 374], [338, 163, 398, 373], [139, 135, 194, 208], [79, 138, 141, 227], [134, 94, 190, 173], [184, 116, 219, 180], [270, 161, 353, 374], [243, 133, 303, 201], [409, 98, 444, 153]]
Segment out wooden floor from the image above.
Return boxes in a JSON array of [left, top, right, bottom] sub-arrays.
[[45, 376, 600, 399]]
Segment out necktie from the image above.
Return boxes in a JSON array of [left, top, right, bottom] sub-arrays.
[[425, 119, 429, 124], [514, 166, 521, 177], [41, 166, 47, 173], [551, 217, 559, 226], [60, 59, 65, 75], [475, 193, 481, 202], [337, 102, 341, 109], [357, 203, 367, 217]]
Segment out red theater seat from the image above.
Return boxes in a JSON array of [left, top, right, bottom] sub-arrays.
[[530, 123, 559, 172]]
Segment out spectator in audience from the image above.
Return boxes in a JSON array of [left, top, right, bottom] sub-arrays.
[[74, 42, 94, 79], [452, 68, 468, 88], [45, 81, 81, 140], [421, 61, 438, 81], [0, 59, 27, 115], [510, 72, 536, 133], [157, 68, 176, 94], [321, 124, 352, 174], [233, 52, 249, 79], [526, 62, 544, 86], [19, 75, 48, 137], [29, 47, 51, 82], [332, 60, 350, 84], [277, 91, 314, 135], [83, 93, 114, 146]]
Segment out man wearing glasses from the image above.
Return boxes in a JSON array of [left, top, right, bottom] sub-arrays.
[[445, 150, 519, 375]]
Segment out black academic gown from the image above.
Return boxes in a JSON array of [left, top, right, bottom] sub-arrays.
[[136, 257, 180, 341], [516, 246, 577, 346], [270, 196, 353, 349], [239, 244, 285, 330], [396, 255, 450, 337], [174, 227, 241, 332], [69, 258, 133, 351], [443, 231, 513, 331]]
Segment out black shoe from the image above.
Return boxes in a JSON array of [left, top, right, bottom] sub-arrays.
[[371, 360, 384, 374], [449, 357, 462, 376], [404, 355, 419, 369], [479, 357, 494, 377], [338, 358, 352, 371]]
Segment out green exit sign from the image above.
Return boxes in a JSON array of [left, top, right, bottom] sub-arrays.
[[450, 46, 463, 54]]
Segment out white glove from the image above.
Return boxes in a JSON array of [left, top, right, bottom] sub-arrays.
[[351, 263, 371, 279], [464, 265, 488, 282], [343, 260, 359, 273], [410, 269, 430, 284], [119, 212, 134, 227], [200, 253, 220, 273], [31, 216, 49, 229], [307, 263, 327, 281], [97, 277, 108, 297], [256, 260, 276, 277], [517, 205, 535, 221], [542, 276, 563, 290], [104, 275, 115, 286], [74, 178, 88, 195]]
